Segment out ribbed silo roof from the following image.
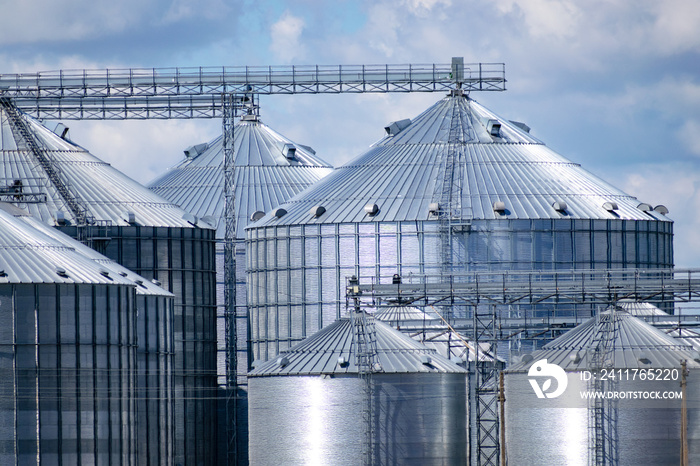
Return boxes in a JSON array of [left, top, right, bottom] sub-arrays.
[[372, 306, 499, 363], [0, 204, 135, 285], [372, 305, 440, 324], [3, 205, 172, 297], [0, 105, 198, 228], [147, 116, 333, 238], [248, 312, 466, 376], [507, 310, 700, 372], [617, 301, 670, 317], [250, 94, 670, 228]]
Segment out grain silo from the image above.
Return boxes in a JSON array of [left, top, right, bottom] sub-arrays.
[[0, 102, 217, 465], [147, 113, 332, 461], [245, 92, 673, 362], [503, 308, 700, 464], [9, 205, 176, 466], [0, 204, 139, 465], [248, 310, 468, 465]]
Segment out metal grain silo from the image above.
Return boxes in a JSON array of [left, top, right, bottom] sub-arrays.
[[0, 102, 217, 465], [147, 114, 332, 461], [245, 93, 673, 362], [248, 311, 468, 465], [10, 206, 176, 466], [0, 204, 139, 465], [374, 304, 504, 463], [503, 309, 700, 465]]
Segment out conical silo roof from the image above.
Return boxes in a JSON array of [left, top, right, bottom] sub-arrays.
[[617, 301, 670, 317], [250, 94, 670, 227], [249, 312, 466, 376], [0, 104, 197, 227], [1, 203, 172, 297], [0, 203, 134, 285], [372, 305, 441, 325], [147, 116, 333, 238], [507, 309, 700, 372]]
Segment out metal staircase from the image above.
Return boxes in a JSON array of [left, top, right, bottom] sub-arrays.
[[0, 98, 93, 234], [588, 310, 619, 465]]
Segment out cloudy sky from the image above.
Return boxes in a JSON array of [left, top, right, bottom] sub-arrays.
[[2, 0, 700, 266]]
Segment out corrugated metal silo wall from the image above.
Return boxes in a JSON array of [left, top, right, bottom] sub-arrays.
[[248, 373, 467, 465], [246, 218, 673, 361], [60, 224, 218, 466], [0, 283, 137, 465], [504, 371, 700, 465], [135, 294, 174, 465]]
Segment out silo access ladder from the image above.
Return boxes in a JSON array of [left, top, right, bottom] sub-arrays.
[[0, 98, 94, 232]]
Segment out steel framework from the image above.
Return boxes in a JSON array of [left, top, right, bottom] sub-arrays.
[[1, 58, 506, 465], [349, 267, 700, 465], [0, 62, 506, 120]]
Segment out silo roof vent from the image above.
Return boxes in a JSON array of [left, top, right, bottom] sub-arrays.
[[602, 201, 618, 212], [273, 208, 287, 219], [509, 120, 531, 133], [337, 356, 349, 367], [56, 267, 68, 278], [364, 203, 379, 216], [654, 205, 669, 215], [384, 119, 412, 136], [282, 143, 296, 160], [277, 356, 290, 368], [310, 205, 326, 218], [637, 203, 653, 212], [183, 213, 198, 226], [552, 201, 567, 212], [486, 119, 501, 137], [428, 202, 440, 215], [250, 211, 265, 222], [122, 211, 136, 224], [184, 143, 208, 158], [55, 210, 67, 225], [493, 200, 506, 213], [420, 355, 432, 365]]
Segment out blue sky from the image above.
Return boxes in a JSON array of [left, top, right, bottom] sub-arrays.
[[2, 0, 700, 266]]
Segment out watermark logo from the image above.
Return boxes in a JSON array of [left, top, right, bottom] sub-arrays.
[[528, 359, 568, 399]]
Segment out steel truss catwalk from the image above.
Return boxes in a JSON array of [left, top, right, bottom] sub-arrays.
[[0, 62, 506, 120], [352, 268, 700, 307], [348, 267, 700, 466], [1, 58, 505, 466]]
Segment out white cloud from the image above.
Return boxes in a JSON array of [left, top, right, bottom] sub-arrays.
[[650, 0, 700, 55], [678, 120, 700, 158], [497, 0, 581, 39], [0, 0, 151, 44], [269, 11, 306, 62], [403, 0, 452, 16]]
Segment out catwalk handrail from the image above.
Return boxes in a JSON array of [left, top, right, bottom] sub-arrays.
[[348, 268, 700, 305], [0, 62, 505, 98]]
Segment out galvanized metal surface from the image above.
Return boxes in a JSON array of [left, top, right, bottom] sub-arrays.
[[4, 209, 176, 465], [251, 95, 670, 227], [249, 373, 468, 465], [0, 106, 197, 227], [0, 206, 133, 286], [508, 310, 699, 372], [504, 311, 700, 465], [246, 94, 673, 363], [0, 105, 220, 465], [249, 313, 466, 376], [0, 208, 139, 464]]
